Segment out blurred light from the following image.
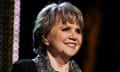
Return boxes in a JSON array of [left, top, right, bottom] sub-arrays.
[[13, 0, 20, 63]]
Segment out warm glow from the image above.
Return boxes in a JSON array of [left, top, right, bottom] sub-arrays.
[[13, 0, 20, 63]]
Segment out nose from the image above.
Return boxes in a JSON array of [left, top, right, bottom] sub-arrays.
[[69, 32, 77, 41]]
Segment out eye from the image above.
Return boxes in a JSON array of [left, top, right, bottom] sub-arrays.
[[62, 27, 70, 31], [76, 29, 82, 34]]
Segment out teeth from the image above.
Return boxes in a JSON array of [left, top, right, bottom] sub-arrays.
[[67, 43, 75, 46]]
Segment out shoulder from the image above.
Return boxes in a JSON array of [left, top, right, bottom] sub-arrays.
[[9, 59, 37, 72], [70, 59, 82, 72]]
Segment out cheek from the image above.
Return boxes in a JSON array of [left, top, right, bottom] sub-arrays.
[[78, 35, 83, 43], [54, 30, 68, 38], [55, 33, 67, 41], [48, 32, 65, 43]]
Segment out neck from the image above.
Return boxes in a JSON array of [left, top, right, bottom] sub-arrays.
[[47, 51, 69, 72]]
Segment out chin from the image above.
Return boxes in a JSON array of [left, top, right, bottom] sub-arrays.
[[66, 52, 77, 57]]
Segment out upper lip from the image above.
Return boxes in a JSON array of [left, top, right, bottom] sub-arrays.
[[64, 42, 77, 45]]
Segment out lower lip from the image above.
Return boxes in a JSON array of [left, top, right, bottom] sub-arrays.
[[66, 44, 76, 49]]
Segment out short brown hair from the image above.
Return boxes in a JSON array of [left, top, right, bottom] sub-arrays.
[[33, 1, 84, 53]]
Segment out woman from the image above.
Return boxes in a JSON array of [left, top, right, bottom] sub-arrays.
[[10, 1, 84, 72]]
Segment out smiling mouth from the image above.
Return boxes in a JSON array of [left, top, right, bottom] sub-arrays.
[[65, 43, 76, 48]]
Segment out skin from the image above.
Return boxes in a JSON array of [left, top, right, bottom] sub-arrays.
[[43, 16, 83, 71]]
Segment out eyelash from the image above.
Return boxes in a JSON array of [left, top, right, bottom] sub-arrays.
[[62, 27, 70, 31], [76, 29, 82, 34], [62, 27, 82, 34]]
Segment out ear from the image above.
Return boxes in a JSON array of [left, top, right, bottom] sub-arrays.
[[42, 35, 49, 46]]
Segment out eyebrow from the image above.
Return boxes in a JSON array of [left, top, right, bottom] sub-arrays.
[[60, 24, 81, 29]]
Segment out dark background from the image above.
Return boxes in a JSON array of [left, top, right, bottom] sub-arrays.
[[19, 0, 120, 72]]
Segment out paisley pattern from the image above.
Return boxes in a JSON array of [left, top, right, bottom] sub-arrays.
[[32, 53, 82, 72]]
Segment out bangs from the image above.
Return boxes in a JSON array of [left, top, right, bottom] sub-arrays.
[[62, 13, 79, 24], [54, 7, 83, 29]]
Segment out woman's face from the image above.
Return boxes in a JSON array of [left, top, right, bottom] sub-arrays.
[[44, 18, 83, 57]]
